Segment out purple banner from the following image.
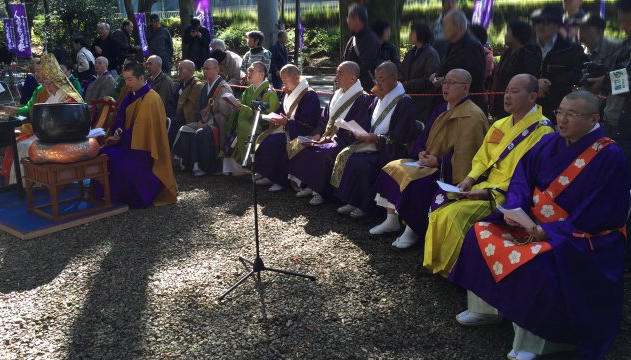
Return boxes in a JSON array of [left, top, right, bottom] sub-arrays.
[[135, 13, 150, 57], [472, 0, 494, 29], [600, 0, 606, 19], [9, 4, 31, 58], [195, 0, 214, 38], [4, 19, 16, 54], [298, 17, 304, 49]]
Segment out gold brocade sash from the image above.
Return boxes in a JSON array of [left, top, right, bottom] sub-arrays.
[[382, 159, 439, 191], [286, 91, 363, 160], [255, 87, 310, 150], [330, 94, 404, 188]]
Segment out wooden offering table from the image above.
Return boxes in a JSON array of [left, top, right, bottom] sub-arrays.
[[21, 154, 111, 222]]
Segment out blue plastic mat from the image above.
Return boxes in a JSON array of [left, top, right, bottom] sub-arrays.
[[0, 184, 128, 240]]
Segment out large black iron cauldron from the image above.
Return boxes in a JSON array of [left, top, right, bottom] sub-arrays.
[[32, 103, 90, 143]]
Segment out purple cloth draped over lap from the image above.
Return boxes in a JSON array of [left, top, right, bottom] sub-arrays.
[[287, 94, 373, 196], [373, 102, 452, 233], [254, 91, 321, 186], [334, 96, 417, 212], [96, 83, 162, 208], [449, 128, 631, 360]]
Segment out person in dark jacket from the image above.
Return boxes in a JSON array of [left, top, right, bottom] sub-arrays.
[[399, 22, 440, 124], [182, 18, 211, 70], [92, 23, 120, 74], [343, 3, 380, 91], [147, 14, 174, 74], [110, 20, 138, 72], [270, 30, 288, 89], [372, 20, 400, 66], [490, 20, 542, 118], [431, 9, 487, 112], [531, 4, 586, 120]]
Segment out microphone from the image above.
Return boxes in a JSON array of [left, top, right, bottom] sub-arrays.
[[251, 99, 269, 110]]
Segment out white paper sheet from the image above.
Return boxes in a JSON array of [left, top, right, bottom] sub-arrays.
[[297, 136, 316, 144], [88, 128, 106, 138], [436, 180, 463, 194], [261, 112, 285, 121], [16, 115, 26, 121], [0, 82, 6, 94], [334, 119, 368, 136], [497, 206, 537, 229], [403, 161, 427, 168]]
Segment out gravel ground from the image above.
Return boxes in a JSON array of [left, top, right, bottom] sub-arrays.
[[0, 173, 630, 359]]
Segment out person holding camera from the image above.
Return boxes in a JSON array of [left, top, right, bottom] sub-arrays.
[[182, 18, 211, 70]]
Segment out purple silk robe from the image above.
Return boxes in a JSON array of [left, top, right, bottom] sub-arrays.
[[96, 84, 162, 208], [449, 128, 631, 360], [372, 102, 453, 234], [334, 96, 417, 212], [254, 91, 321, 186], [287, 94, 373, 196]]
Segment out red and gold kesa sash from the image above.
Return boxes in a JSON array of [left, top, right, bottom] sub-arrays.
[[475, 137, 621, 282]]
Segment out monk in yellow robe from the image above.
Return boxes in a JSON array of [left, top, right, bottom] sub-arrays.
[[98, 62, 177, 208], [423, 74, 554, 276]]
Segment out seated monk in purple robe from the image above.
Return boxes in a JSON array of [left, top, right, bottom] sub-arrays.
[[332, 61, 417, 218], [370, 68, 489, 249], [286, 61, 373, 205], [97, 62, 178, 208], [253, 64, 321, 192], [449, 91, 630, 360]]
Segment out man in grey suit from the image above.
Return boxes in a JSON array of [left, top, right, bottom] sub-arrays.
[[172, 58, 234, 176]]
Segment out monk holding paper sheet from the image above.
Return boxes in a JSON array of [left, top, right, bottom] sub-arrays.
[[286, 61, 372, 205], [332, 61, 416, 218], [222, 61, 279, 175], [449, 91, 630, 360], [253, 64, 321, 192], [370, 69, 488, 249], [423, 74, 554, 276]]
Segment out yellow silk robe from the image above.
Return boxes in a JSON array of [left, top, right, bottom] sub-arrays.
[[423, 105, 554, 276]]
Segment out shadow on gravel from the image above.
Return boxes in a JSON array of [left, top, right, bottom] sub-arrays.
[[65, 191, 207, 358], [0, 230, 101, 293]]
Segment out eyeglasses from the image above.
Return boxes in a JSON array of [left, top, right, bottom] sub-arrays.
[[553, 109, 595, 119], [442, 80, 468, 86]]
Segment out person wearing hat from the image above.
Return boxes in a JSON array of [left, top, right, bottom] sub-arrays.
[[578, 12, 621, 71], [209, 48, 244, 85], [562, 0, 585, 43], [531, 4, 586, 121]]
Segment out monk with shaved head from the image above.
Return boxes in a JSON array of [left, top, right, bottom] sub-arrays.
[[371, 68, 489, 249], [286, 61, 373, 205], [451, 89, 630, 360], [332, 61, 417, 218]]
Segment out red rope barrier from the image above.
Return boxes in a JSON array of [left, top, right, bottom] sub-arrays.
[[227, 83, 505, 97]]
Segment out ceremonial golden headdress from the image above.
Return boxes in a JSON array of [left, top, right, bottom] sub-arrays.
[[40, 53, 84, 103]]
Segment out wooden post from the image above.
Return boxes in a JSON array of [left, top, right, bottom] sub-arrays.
[[294, 0, 300, 65]]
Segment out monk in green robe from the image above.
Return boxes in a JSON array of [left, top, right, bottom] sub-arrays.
[[222, 61, 279, 174]]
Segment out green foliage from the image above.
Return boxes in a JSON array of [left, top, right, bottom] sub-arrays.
[[39, 0, 118, 48], [216, 24, 257, 55]]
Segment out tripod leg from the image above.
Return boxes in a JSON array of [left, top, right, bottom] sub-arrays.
[[218, 270, 258, 301], [264, 266, 317, 281]]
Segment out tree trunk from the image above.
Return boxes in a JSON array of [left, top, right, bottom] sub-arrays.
[[179, 0, 194, 34], [257, 0, 279, 49], [339, 0, 404, 59], [24, 0, 39, 38], [138, 0, 157, 14]]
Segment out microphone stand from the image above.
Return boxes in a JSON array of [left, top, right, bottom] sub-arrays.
[[218, 103, 316, 301]]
